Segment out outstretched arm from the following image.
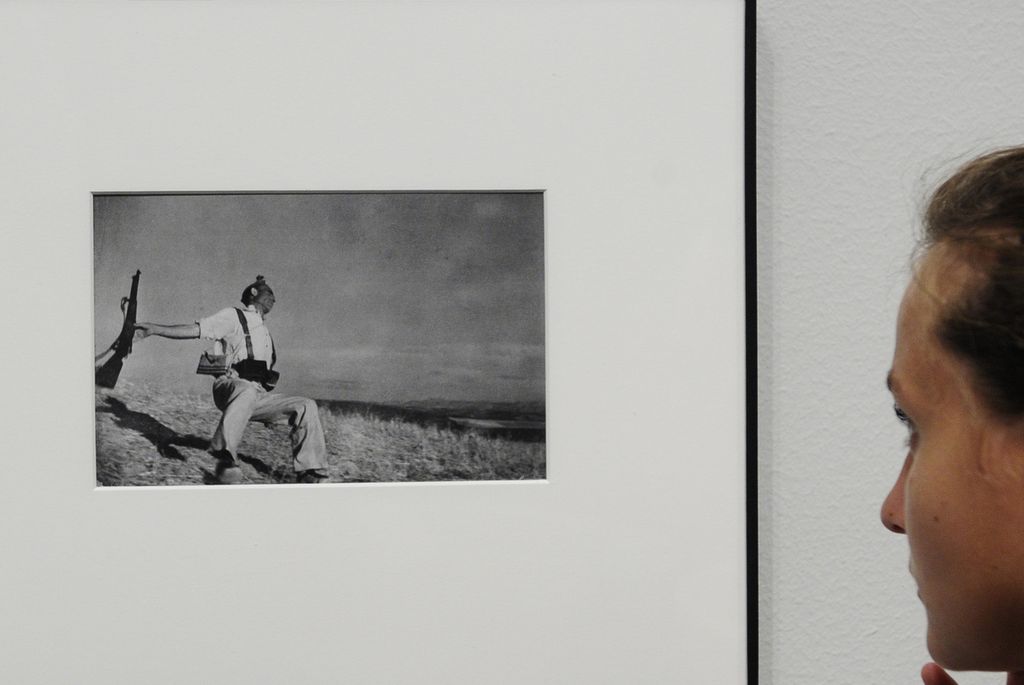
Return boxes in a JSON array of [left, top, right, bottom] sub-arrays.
[[134, 322, 200, 340]]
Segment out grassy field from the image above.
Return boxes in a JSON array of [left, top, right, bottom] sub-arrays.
[[95, 380, 546, 486]]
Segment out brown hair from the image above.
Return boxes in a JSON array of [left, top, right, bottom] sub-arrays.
[[925, 146, 1024, 417]]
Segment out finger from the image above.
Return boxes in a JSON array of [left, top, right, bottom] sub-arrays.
[[921, 662, 959, 685]]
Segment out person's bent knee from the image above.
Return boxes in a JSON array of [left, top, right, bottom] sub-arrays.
[[299, 398, 320, 423]]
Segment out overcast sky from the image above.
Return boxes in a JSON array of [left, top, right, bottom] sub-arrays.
[[94, 192, 545, 403]]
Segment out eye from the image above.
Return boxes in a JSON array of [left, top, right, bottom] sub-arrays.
[[894, 404, 917, 448]]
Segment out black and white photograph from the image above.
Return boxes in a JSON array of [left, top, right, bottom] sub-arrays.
[[93, 192, 546, 486]]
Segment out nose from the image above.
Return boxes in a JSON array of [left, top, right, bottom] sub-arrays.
[[880, 454, 910, 534]]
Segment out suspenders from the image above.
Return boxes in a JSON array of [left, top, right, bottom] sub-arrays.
[[234, 308, 276, 369]]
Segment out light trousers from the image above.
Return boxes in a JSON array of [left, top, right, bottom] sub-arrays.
[[209, 375, 328, 473]]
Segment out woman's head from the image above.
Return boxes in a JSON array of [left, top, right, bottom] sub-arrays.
[[882, 147, 1024, 671]]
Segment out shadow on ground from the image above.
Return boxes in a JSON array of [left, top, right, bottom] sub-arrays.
[[98, 397, 210, 461], [99, 396, 296, 485]]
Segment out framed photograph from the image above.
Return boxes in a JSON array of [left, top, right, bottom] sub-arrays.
[[2, 2, 752, 683], [93, 191, 547, 486]]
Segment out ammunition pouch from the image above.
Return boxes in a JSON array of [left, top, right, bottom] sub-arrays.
[[196, 352, 229, 376], [232, 359, 280, 390]]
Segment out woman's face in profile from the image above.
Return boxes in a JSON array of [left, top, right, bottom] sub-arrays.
[[882, 244, 1024, 671]]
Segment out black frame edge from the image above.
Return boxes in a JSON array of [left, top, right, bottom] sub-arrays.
[[744, 1, 758, 684]]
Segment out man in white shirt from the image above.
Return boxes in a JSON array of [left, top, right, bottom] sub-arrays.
[[134, 276, 329, 484]]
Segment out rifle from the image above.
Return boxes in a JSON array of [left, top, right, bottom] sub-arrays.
[[95, 270, 141, 388]]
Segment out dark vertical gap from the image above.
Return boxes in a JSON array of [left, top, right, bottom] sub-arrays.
[[744, 1, 759, 684]]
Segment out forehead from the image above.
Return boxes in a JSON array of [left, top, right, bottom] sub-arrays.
[[912, 243, 977, 306], [898, 244, 982, 334], [891, 245, 978, 403]]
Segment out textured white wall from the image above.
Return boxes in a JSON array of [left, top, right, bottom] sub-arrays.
[[757, 2, 1024, 684]]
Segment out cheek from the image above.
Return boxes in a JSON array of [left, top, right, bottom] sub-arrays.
[[903, 467, 958, 586], [904, 459, 1024, 669]]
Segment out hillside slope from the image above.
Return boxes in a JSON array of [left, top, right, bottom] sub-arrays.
[[95, 381, 546, 486]]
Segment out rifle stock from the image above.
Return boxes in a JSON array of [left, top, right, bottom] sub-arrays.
[[96, 270, 141, 389]]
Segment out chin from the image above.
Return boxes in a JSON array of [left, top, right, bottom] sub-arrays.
[[928, 634, 982, 672], [927, 623, 1024, 673]]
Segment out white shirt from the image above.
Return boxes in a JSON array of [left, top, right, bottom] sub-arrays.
[[196, 305, 274, 366]]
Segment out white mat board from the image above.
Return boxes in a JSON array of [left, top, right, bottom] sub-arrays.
[[0, 3, 746, 683]]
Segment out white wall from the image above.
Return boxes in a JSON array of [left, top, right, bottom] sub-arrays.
[[757, 2, 1024, 684]]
